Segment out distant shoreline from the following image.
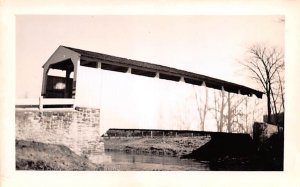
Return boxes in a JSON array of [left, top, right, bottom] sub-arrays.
[[103, 136, 211, 157]]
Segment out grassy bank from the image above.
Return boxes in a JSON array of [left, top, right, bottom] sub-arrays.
[[16, 140, 104, 170], [103, 136, 211, 157]]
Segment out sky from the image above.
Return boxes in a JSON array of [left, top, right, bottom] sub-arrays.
[[16, 15, 284, 98], [16, 16, 284, 132]]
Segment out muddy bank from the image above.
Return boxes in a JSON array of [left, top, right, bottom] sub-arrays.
[[103, 136, 211, 157], [16, 140, 103, 170]]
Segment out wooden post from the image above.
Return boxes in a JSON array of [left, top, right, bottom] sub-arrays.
[[127, 67, 131, 74], [41, 66, 49, 97], [39, 96, 43, 110], [65, 70, 71, 98]]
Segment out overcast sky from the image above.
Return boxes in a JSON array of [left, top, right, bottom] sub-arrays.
[[16, 15, 284, 98]]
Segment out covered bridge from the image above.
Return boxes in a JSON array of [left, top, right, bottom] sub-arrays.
[[42, 45, 263, 104], [41, 46, 265, 133]]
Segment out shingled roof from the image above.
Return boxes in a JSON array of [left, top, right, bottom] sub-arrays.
[[62, 45, 263, 98]]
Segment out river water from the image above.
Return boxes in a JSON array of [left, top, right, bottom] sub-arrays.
[[98, 151, 210, 171]]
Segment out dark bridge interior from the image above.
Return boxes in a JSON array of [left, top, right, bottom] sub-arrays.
[[44, 59, 74, 98]]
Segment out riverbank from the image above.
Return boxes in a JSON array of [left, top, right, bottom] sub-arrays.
[[103, 133, 283, 171], [16, 140, 104, 170], [183, 133, 283, 171], [103, 136, 211, 157], [16, 133, 283, 171]]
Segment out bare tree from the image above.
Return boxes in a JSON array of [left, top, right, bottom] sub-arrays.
[[224, 92, 247, 133], [210, 89, 226, 132], [210, 88, 261, 134], [241, 97, 258, 134], [242, 44, 284, 131], [277, 70, 285, 111], [193, 84, 208, 131]]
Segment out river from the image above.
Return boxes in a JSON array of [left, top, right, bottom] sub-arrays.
[[96, 151, 210, 171]]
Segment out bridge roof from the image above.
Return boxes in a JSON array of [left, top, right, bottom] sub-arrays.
[[62, 45, 263, 98]]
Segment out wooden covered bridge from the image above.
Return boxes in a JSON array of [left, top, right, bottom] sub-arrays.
[[41, 45, 263, 105]]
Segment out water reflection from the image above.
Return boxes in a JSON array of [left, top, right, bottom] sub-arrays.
[[100, 151, 210, 171]]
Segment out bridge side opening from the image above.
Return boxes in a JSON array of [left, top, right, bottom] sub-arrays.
[[43, 59, 74, 99]]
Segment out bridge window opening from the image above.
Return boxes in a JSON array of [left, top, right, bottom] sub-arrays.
[[184, 78, 203, 86], [53, 82, 66, 90], [69, 72, 74, 79], [205, 82, 223, 90], [80, 60, 98, 68], [223, 86, 239, 94], [159, 73, 181, 82], [47, 69, 66, 77], [101, 63, 128, 73], [131, 68, 157, 77]]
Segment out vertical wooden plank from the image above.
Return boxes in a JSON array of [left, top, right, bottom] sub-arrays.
[[39, 96, 43, 110]]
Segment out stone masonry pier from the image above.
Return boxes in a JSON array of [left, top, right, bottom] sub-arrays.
[[15, 107, 104, 158]]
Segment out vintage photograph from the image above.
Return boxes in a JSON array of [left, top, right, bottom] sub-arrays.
[[15, 15, 284, 171]]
